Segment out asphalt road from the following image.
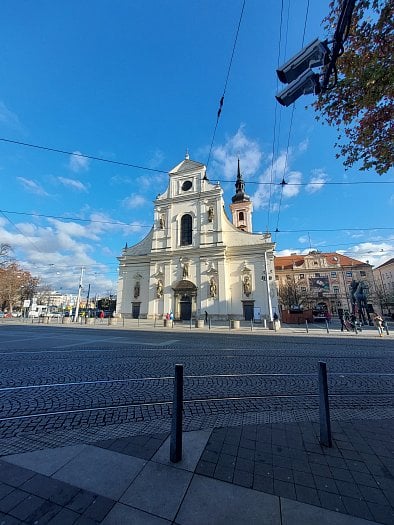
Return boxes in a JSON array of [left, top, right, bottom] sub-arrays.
[[0, 324, 393, 455]]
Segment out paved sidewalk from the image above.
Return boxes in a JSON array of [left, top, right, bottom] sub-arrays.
[[1, 419, 393, 524], [2, 316, 390, 339]]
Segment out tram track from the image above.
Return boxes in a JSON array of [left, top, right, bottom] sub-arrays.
[[1, 371, 393, 425], [1, 371, 394, 392]]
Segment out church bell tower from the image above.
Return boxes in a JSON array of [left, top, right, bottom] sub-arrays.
[[229, 159, 253, 232]]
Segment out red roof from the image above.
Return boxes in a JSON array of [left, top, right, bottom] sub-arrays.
[[275, 252, 370, 270]]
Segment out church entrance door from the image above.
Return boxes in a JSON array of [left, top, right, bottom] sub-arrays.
[[180, 295, 192, 320], [173, 279, 197, 321], [242, 301, 254, 321], [132, 302, 141, 319]]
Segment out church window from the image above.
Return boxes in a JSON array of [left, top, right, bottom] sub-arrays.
[[182, 180, 192, 191], [239, 211, 244, 221], [180, 214, 192, 245]]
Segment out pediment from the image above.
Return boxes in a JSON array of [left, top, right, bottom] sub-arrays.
[[170, 159, 205, 174]]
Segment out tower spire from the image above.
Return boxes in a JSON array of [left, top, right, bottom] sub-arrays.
[[232, 158, 250, 203]]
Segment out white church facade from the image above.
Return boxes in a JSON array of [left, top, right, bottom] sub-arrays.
[[116, 155, 278, 321]]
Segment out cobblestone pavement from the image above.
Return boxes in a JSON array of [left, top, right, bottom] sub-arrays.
[[0, 324, 393, 453]]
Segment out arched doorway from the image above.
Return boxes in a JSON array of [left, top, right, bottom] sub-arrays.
[[173, 280, 197, 321]]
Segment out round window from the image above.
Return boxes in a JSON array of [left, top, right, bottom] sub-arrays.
[[182, 180, 192, 191]]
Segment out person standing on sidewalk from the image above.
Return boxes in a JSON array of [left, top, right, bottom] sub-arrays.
[[373, 313, 384, 336]]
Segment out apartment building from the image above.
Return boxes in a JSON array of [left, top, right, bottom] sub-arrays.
[[275, 251, 377, 320]]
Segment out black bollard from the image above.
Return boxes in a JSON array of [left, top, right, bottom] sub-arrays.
[[209, 317, 211, 330], [318, 361, 332, 447], [325, 320, 329, 334], [305, 320, 309, 333], [170, 364, 184, 463]]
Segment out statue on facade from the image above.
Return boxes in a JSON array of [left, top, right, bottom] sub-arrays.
[[182, 262, 189, 279], [209, 277, 217, 298], [134, 281, 140, 299], [159, 215, 165, 229], [156, 279, 163, 298], [243, 275, 251, 296], [208, 207, 214, 222]]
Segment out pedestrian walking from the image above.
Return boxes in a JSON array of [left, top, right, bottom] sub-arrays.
[[340, 312, 348, 332]]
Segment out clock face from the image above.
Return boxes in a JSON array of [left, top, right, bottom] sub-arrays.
[[182, 180, 192, 191]]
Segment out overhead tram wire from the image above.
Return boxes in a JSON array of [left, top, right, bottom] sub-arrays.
[[0, 211, 45, 254], [1, 138, 391, 187], [274, 0, 310, 243], [1, 209, 392, 235], [266, 0, 285, 233], [206, 0, 246, 169], [0, 138, 168, 175]]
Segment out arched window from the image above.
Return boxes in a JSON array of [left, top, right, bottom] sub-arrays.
[[180, 214, 192, 245], [239, 211, 244, 221]]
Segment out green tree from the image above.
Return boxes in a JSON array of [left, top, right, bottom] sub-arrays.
[[314, 0, 393, 174]]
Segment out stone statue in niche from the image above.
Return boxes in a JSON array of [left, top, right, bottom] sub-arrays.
[[182, 262, 189, 279], [208, 207, 214, 222], [243, 275, 251, 296], [159, 215, 165, 229], [134, 281, 140, 299], [156, 279, 163, 298], [209, 278, 217, 298]]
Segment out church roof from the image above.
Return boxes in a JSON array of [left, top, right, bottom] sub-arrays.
[[170, 158, 205, 174], [123, 228, 153, 256]]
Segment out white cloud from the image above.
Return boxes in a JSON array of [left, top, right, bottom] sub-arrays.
[[0, 101, 22, 130], [282, 170, 302, 198], [58, 177, 89, 192], [252, 149, 302, 210], [136, 173, 166, 190], [147, 149, 165, 169], [298, 235, 309, 244], [69, 151, 90, 173], [122, 194, 148, 209], [340, 242, 394, 267], [306, 168, 328, 193], [17, 177, 49, 196], [298, 139, 309, 153], [212, 126, 262, 181], [110, 174, 133, 185], [0, 207, 149, 295]]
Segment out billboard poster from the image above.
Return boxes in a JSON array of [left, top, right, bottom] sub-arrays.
[[309, 277, 329, 291]]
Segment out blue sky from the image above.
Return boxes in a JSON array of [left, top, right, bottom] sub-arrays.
[[1, 0, 393, 296]]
